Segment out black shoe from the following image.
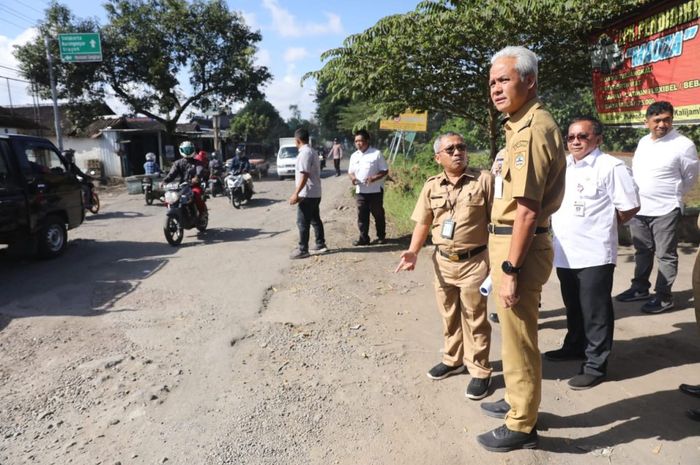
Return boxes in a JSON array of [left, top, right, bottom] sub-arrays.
[[352, 239, 370, 246], [687, 408, 700, 421], [480, 399, 510, 419], [679, 384, 700, 398], [641, 295, 674, 314], [488, 313, 499, 323], [476, 424, 538, 452], [544, 347, 586, 362], [615, 287, 650, 302], [465, 376, 491, 400], [426, 362, 466, 380], [568, 373, 605, 390]]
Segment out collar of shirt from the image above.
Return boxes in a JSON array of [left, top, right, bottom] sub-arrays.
[[646, 128, 678, 144], [436, 168, 477, 187], [567, 147, 602, 168], [504, 97, 542, 132]]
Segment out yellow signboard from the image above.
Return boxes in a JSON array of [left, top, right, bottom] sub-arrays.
[[379, 111, 428, 132]]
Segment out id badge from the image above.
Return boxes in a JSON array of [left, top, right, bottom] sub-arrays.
[[494, 175, 503, 199], [441, 218, 456, 239], [573, 200, 585, 217]]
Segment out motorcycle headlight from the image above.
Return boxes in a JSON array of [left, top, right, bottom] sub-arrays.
[[164, 191, 180, 204]]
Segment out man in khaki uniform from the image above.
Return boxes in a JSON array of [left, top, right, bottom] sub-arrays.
[[679, 215, 700, 420], [476, 46, 566, 452], [396, 132, 494, 400]]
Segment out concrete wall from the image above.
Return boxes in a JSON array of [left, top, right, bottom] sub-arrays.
[[47, 133, 124, 177]]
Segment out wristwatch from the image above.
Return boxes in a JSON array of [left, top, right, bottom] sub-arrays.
[[501, 260, 521, 275]]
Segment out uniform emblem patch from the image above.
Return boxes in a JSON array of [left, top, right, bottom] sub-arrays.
[[514, 154, 526, 169]]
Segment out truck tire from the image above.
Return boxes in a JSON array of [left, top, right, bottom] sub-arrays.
[[37, 216, 67, 258]]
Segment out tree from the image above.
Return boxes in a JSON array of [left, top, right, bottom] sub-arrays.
[[306, 0, 643, 158], [229, 99, 287, 146], [15, 0, 270, 139]]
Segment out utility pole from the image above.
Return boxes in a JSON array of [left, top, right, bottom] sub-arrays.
[[44, 35, 63, 151]]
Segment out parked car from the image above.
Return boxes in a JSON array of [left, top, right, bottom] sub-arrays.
[[0, 134, 84, 258]]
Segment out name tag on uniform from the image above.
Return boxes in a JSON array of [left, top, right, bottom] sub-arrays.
[[494, 175, 503, 199], [573, 200, 585, 217], [441, 218, 456, 239]]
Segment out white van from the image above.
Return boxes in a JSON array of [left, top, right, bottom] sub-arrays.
[[276, 139, 298, 180]]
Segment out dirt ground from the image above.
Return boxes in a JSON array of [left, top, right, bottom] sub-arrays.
[[1, 161, 699, 465]]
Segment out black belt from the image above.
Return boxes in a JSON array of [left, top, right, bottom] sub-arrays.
[[488, 224, 550, 235], [436, 245, 487, 262]]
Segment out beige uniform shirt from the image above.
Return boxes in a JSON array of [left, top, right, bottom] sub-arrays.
[[492, 98, 566, 227], [411, 168, 493, 252]]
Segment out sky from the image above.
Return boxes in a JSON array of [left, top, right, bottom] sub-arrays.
[[0, 0, 416, 120]]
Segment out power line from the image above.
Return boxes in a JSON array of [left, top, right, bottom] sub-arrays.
[[0, 74, 31, 84], [0, 4, 38, 25], [0, 64, 22, 73], [0, 16, 27, 30], [14, 0, 45, 15]]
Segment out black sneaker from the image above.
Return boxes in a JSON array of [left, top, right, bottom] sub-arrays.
[[352, 239, 370, 246], [289, 248, 310, 259], [615, 287, 650, 302], [480, 399, 510, 419], [567, 372, 605, 390], [311, 244, 329, 254], [426, 363, 466, 380], [641, 296, 673, 314], [543, 347, 586, 362], [465, 376, 491, 400], [476, 424, 538, 452]]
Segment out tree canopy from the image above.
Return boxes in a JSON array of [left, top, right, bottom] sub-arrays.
[[229, 99, 287, 146], [306, 0, 644, 157], [15, 0, 270, 137]]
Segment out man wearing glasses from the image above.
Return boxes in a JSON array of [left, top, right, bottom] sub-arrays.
[[616, 101, 698, 314], [395, 132, 494, 401], [477, 46, 566, 452], [348, 129, 389, 245], [547, 117, 639, 390]]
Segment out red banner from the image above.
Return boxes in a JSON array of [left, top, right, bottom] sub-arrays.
[[592, 0, 700, 125]]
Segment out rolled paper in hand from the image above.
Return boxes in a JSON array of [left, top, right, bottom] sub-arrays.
[[479, 275, 492, 296]]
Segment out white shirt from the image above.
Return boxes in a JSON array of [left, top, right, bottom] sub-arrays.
[[348, 147, 388, 194], [295, 144, 321, 198], [552, 149, 640, 268], [632, 128, 698, 216]]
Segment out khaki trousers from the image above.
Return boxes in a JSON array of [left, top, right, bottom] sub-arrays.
[[431, 249, 492, 379], [489, 233, 553, 433], [693, 246, 700, 332]]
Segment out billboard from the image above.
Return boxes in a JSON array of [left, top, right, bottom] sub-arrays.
[[591, 0, 700, 125], [379, 111, 428, 132]]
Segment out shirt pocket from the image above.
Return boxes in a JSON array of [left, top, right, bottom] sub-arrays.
[[429, 195, 448, 214]]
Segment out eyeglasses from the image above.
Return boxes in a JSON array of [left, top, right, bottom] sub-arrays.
[[441, 143, 468, 155], [566, 133, 590, 143]]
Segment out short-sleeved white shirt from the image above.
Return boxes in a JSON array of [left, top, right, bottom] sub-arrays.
[[552, 149, 640, 268], [632, 129, 698, 216], [295, 144, 321, 198], [348, 147, 388, 194]]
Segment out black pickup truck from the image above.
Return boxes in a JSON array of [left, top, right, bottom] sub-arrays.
[[0, 134, 84, 258]]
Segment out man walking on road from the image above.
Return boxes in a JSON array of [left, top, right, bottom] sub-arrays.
[[395, 132, 494, 401], [328, 138, 344, 177], [348, 129, 389, 246], [476, 45, 566, 452], [288, 128, 327, 259], [547, 116, 639, 390], [616, 101, 698, 314]]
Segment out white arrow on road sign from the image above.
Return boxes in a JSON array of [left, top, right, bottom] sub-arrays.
[[89, 39, 96, 48]]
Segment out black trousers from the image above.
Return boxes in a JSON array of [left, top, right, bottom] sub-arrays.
[[296, 197, 325, 252], [333, 158, 341, 175], [557, 264, 615, 376], [356, 190, 385, 242]]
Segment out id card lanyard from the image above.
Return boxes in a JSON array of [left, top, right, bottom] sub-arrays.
[[441, 182, 463, 239]]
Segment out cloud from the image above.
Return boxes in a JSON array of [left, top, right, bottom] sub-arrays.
[[263, 70, 316, 120], [283, 47, 308, 63], [0, 28, 39, 106], [255, 48, 271, 68], [262, 0, 343, 38], [240, 11, 259, 31]]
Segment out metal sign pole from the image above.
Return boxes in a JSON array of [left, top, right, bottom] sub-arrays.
[[44, 35, 63, 151]]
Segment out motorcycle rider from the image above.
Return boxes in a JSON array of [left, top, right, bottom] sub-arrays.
[[143, 152, 161, 175], [163, 141, 208, 217], [194, 150, 210, 183], [62, 148, 94, 208], [228, 147, 255, 193]]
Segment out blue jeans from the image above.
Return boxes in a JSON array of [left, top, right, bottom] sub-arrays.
[[297, 197, 325, 252]]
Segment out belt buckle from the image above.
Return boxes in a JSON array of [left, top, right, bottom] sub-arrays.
[[448, 253, 460, 262]]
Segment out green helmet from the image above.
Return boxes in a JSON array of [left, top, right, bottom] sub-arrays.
[[179, 141, 195, 158]]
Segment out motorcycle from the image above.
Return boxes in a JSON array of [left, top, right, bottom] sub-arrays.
[[207, 173, 224, 197], [76, 171, 99, 214], [141, 175, 164, 205], [224, 172, 253, 209], [162, 182, 208, 246]]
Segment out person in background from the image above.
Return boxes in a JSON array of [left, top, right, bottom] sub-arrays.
[[546, 116, 639, 390], [328, 138, 344, 176], [616, 101, 698, 314], [143, 152, 161, 175], [396, 131, 494, 401]]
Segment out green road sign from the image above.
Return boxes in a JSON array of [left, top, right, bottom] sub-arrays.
[[58, 33, 102, 63]]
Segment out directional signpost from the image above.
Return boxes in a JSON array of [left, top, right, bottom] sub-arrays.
[[58, 33, 102, 63]]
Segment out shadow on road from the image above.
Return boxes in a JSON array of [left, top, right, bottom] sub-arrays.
[[84, 210, 146, 221]]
